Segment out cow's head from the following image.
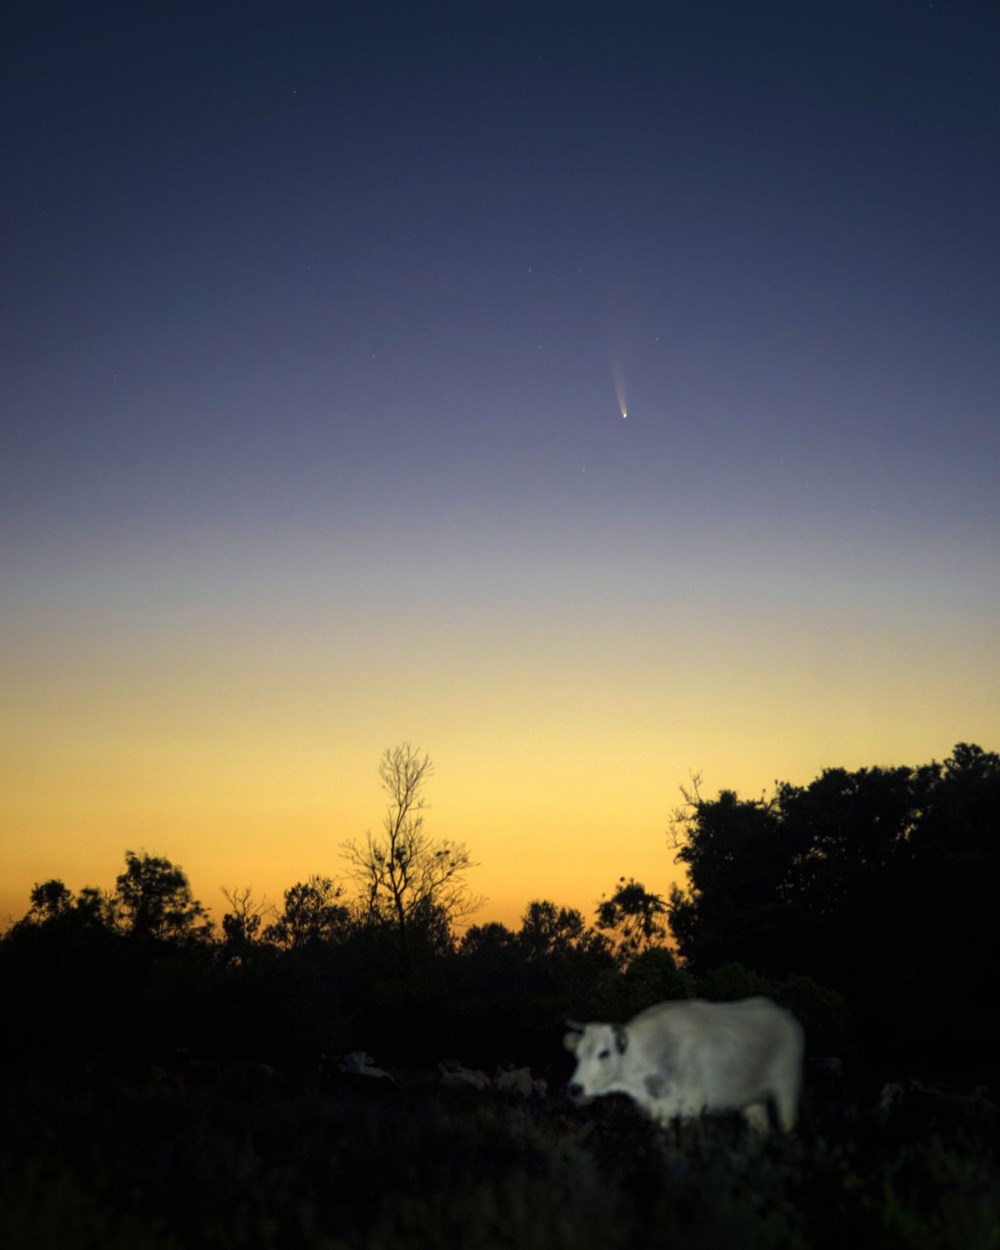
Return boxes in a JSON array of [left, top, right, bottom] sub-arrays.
[[564, 1020, 628, 1101]]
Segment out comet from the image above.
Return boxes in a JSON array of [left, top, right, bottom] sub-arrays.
[[614, 373, 628, 422], [610, 341, 629, 421]]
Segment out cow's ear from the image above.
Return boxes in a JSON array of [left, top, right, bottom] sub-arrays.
[[614, 1024, 628, 1054], [563, 1030, 581, 1053]]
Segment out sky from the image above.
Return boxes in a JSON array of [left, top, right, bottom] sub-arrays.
[[2, 1, 998, 932]]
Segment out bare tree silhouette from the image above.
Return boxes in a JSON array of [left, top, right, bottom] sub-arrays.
[[341, 744, 482, 959]]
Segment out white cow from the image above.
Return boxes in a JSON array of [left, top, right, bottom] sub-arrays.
[[565, 997, 804, 1133]]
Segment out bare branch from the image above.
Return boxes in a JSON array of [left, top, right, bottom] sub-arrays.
[[667, 770, 704, 852], [340, 745, 482, 952]]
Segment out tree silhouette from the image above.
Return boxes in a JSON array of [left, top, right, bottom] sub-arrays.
[[595, 877, 669, 963], [903, 743, 1000, 1061], [21, 879, 73, 924], [340, 744, 482, 958], [459, 921, 518, 959], [220, 885, 275, 960], [772, 763, 923, 988], [74, 885, 113, 930], [13, 879, 113, 935], [262, 876, 349, 949], [114, 850, 211, 942], [668, 788, 794, 974], [665, 744, 1000, 1068], [518, 900, 590, 960]]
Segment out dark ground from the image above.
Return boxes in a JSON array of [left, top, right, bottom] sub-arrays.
[[1, 1061, 997, 1250]]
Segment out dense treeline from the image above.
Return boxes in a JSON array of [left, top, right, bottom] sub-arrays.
[[669, 741, 1000, 1078], [2, 743, 996, 1087], [0, 871, 696, 1077]]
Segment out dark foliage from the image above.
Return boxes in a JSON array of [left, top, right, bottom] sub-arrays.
[[669, 743, 1000, 1075], [0, 1065, 996, 1250]]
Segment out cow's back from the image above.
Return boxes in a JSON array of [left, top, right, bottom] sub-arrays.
[[628, 997, 804, 1128]]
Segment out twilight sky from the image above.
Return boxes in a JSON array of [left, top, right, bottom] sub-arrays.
[[3, 1, 998, 930]]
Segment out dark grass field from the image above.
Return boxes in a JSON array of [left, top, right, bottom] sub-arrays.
[[2, 1065, 998, 1250]]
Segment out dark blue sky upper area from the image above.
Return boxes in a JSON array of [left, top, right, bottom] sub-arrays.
[[3, 1, 998, 558]]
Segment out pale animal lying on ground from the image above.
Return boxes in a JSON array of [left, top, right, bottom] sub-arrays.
[[493, 1065, 547, 1097], [439, 1059, 491, 1090], [878, 1079, 997, 1128], [338, 1051, 397, 1084], [565, 996, 804, 1133]]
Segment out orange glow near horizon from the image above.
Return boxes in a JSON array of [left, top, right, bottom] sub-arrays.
[[3, 551, 996, 933]]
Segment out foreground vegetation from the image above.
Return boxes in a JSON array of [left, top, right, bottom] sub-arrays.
[[1, 1064, 997, 1250]]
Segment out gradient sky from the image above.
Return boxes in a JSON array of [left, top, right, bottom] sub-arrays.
[[3, 1, 998, 931]]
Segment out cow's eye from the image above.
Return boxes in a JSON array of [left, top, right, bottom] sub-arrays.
[[597, 1048, 610, 1060]]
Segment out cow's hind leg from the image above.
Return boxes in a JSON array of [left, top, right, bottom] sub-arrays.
[[741, 1102, 771, 1133], [772, 1084, 799, 1132]]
